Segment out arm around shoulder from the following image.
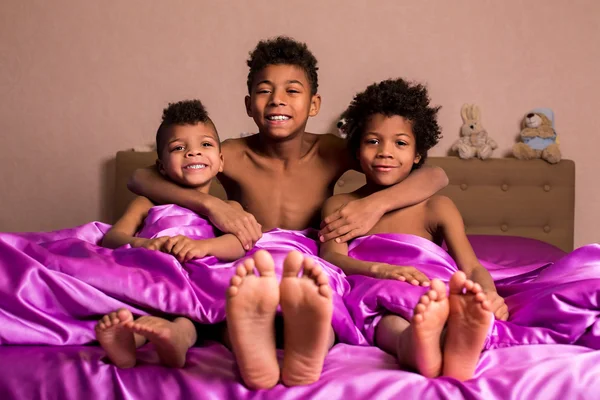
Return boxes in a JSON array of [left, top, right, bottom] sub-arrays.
[[127, 165, 219, 217]]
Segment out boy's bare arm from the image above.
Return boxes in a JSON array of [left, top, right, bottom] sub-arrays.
[[430, 196, 509, 320], [320, 196, 428, 284], [128, 166, 261, 250], [102, 196, 160, 249], [162, 201, 247, 263], [319, 138, 449, 243]]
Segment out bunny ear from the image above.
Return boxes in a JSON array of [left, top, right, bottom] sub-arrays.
[[472, 105, 481, 121], [461, 104, 470, 122]]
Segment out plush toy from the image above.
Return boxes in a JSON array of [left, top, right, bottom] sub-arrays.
[[336, 118, 348, 138], [451, 104, 497, 160], [512, 108, 561, 164]]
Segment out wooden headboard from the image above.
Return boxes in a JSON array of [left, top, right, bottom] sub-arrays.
[[114, 152, 575, 252]]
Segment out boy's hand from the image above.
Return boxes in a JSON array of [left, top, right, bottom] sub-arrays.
[[207, 199, 261, 250], [319, 198, 385, 243], [161, 235, 210, 263], [131, 237, 170, 251], [370, 263, 431, 286], [487, 291, 509, 321]]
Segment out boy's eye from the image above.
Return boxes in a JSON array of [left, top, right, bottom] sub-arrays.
[[396, 141, 408, 146], [202, 142, 213, 147], [172, 145, 185, 151], [365, 139, 379, 145], [287, 89, 300, 94], [257, 89, 271, 94]]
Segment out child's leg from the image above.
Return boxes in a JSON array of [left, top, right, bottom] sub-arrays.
[[226, 250, 280, 390], [95, 308, 146, 368], [123, 316, 197, 368], [280, 251, 334, 387], [442, 271, 493, 381], [375, 279, 449, 378]]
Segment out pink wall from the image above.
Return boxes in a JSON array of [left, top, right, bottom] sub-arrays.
[[1, 0, 598, 248]]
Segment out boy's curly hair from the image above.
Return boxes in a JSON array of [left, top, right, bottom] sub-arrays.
[[247, 36, 319, 95], [342, 78, 441, 169], [156, 99, 219, 157]]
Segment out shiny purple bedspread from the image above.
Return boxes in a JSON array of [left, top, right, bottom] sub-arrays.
[[1, 205, 599, 399]]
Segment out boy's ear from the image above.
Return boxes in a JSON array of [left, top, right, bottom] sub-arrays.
[[414, 153, 422, 164], [156, 159, 167, 177], [218, 153, 224, 173], [308, 94, 321, 117], [244, 95, 252, 117]]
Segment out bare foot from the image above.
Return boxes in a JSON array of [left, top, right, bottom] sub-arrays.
[[95, 308, 137, 368], [280, 251, 333, 386], [406, 279, 449, 378], [124, 316, 196, 368], [443, 271, 493, 381], [226, 250, 280, 390]]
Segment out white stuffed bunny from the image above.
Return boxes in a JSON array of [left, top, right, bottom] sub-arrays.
[[451, 104, 497, 160]]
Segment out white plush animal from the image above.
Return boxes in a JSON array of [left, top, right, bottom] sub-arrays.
[[451, 104, 497, 160]]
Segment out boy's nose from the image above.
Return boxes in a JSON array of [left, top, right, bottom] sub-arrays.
[[269, 91, 286, 106], [377, 143, 393, 157], [186, 149, 202, 157]]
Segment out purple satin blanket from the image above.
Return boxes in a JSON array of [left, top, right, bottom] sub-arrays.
[[1, 206, 600, 399], [345, 233, 600, 350], [0, 205, 364, 346]]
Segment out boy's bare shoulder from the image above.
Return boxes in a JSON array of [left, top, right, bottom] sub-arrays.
[[312, 132, 345, 152], [323, 192, 359, 213], [425, 195, 461, 225], [310, 133, 351, 168], [221, 137, 248, 154], [425, 195, 456, 211]]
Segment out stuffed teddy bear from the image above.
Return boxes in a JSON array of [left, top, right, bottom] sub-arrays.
[[512, 109, 561, 164], [451, 104, 497, 160]]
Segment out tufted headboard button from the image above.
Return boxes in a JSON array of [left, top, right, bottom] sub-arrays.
[[501, 224, 508, 232], [544, 184, 551, 192], [460, 183, 468, 191], [337, 179, 345, 187], [501, 184, 509, 192], [543, 225, 551, 233]]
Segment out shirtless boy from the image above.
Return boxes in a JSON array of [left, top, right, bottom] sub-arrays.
[[96, 99, 246, 369], [320, 78, 509, 381]]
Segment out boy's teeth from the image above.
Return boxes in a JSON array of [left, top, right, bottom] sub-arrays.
[[186, 164, 206, 169], [268, 115, 290, 121]]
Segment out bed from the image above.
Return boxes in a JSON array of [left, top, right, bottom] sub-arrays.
[[2, 152, 599, 400]]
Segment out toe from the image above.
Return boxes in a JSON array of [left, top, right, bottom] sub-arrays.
[[449, 272, 467, 294], [236, 264, 249, 278], [427, 290, 439, 301], [415, 303, 427, 314], [254, 250, 276, 277], [430, 279, 446, 298], [230, 274, 243, 287], [471, 283, 482, 294], [282, 251, 303, 277], [227, 285, 239, 298], [318, 284, 332, 299], [117, 308, 131, 321], [315, 273, 329, 286]]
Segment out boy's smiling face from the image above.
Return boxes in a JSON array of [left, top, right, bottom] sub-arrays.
[[245, 64, 321, 140], [358, 114, 421, 187], [158, 123, 223, 191]]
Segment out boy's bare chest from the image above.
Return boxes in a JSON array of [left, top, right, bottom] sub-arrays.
[[367, 204, 435, 241], [224, 161, 338, 230]]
